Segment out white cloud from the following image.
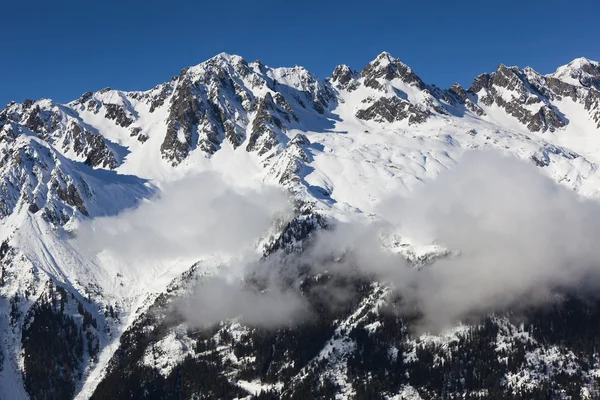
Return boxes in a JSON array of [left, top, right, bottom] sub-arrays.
[[77, 172, 291, 263]]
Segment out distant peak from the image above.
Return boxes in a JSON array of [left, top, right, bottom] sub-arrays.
[[369, 51, 408, 68], [375, 51, 394, 61], [208, 52, 244, 63], [331, 64, 357, 86], [567, 57, 599, 67], [496, 63, 519, 72], [181, 52, 250, 80], [551, 57, 599, 74], [249, 60, 266, 72], [549, 56, 600, 88], [333, 64, 352, 73], [523, 66, 542, 76]]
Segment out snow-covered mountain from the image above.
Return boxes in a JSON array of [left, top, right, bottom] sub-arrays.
[[2, 52, 600, 399]]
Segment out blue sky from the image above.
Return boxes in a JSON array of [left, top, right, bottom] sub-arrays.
[[1, 0, 599, 106]]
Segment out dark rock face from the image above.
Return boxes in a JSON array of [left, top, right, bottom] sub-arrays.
[[137, 133, 148, 143], [330, 64, 359, 91], [25, 105, 46, 134], [87, 100, 101, 113], [83, 130, 118, 169], [56, 182, 88, 216], [445, 83, 486, 115], [546, 77, 579, 100], [104, 104, 134, 127], [148, 83, 175, 113], [129, 126, 141, 137], [160, 77, 203, 164], [468, 73, 492, 94], [274, 93, 298, 122], [79, 91, 94, 104], [129, 127, 148, 143], [447, 83, 469, 103], [580, 63, 600, 90], [67, 123, 118, 169], [529, 105, 566, 132], [584, 90, 600, 128], [246, 93, 282, 155], [356, 96, 430, 125], [331, 64, 353, 86]]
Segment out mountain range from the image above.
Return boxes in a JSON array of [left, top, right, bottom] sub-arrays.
[[1, 52, 600, 399]]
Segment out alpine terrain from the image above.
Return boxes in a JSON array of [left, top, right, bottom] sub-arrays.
[[2, 52, 600, 399]]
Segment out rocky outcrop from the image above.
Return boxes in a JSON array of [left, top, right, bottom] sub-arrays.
[[268, 133, 311, 186], [104, 104, 134, 127], [67, 123, 117, 169], [445, 83, 486, 115], [356, 96, 430, 125], [160, 76, 203, 164], [246, 93, 283, 156]]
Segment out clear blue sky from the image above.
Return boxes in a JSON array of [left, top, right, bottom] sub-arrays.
[[2, 0, 599, 106]]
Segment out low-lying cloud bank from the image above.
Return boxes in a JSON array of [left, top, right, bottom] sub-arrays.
[[78, 151, 600, 332], [78, 172, 291, 262], [374, 150, 600, 330]]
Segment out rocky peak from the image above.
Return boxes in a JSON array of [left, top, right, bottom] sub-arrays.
[[468, 73, 492, 94], [492, 64, 528, 92], [79, 91, 94, 104], [361, 52, 426, 90], [249, 60, 267, 74], [448, 83, 468, 101], [207, 52, 244, 64], [550, 57, 600, 90], [441, 83, 485, 116], [467, 65, 567, 132], [159, 53, 335, 165], [200, 52, 249, 79], [330, 64, 359, 90]]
